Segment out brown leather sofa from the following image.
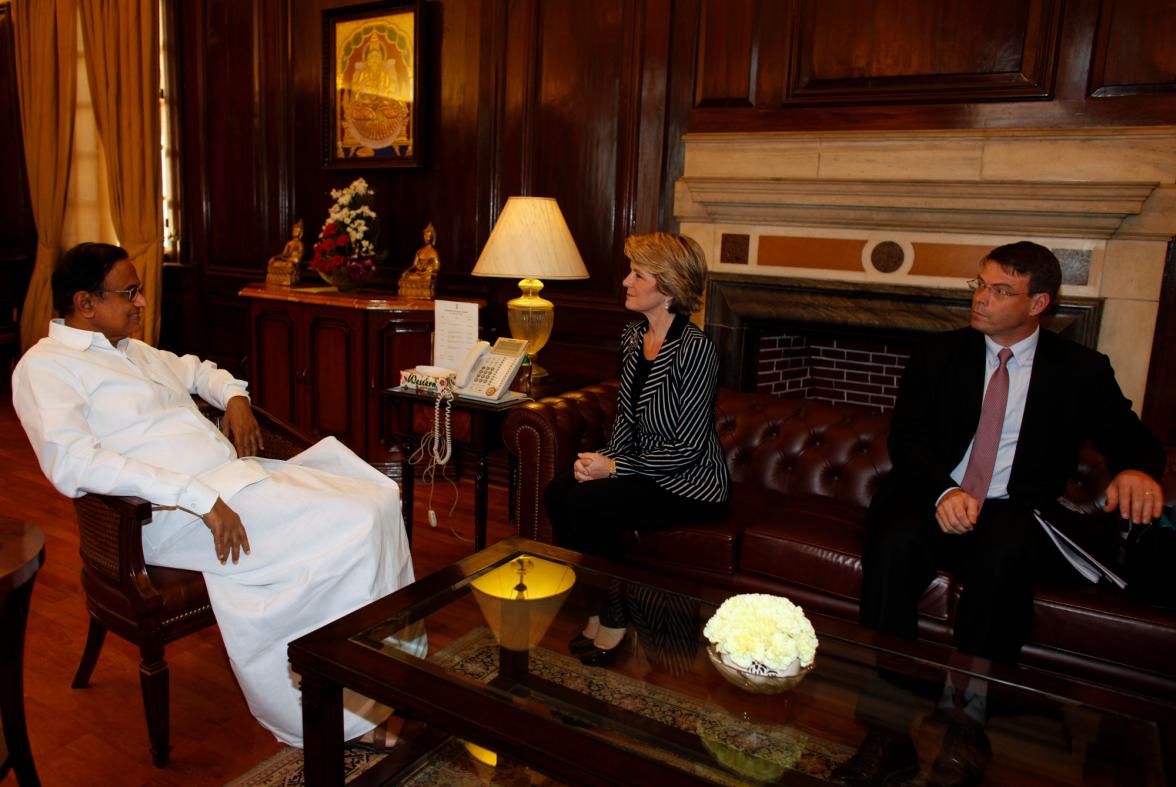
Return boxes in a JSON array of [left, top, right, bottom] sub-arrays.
[[502, 380, 1176, 702]]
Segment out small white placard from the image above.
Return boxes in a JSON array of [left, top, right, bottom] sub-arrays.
[[434, 300, 479, 371]]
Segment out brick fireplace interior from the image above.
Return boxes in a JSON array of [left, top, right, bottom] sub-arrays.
[[757, 330, 911, 410]]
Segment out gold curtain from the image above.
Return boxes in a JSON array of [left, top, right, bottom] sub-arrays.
[[79, 0, 163, 345], [13, 0, 78, 352]]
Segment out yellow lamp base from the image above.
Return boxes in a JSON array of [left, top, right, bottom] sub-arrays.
[[507, 278, 554, 379]]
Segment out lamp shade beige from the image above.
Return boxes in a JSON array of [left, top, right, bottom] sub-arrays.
[[471, 197, 588, 280]]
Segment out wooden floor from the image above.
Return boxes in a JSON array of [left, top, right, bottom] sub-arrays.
[[0, 393, 519, 786]]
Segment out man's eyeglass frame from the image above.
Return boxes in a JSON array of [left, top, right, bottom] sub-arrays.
[[965, 278, 1031, 300], [98, 285, 144, 302]]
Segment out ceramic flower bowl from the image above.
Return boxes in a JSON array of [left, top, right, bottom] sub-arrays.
[[319, 269, 370, 291], [706, 645, 813, 695]]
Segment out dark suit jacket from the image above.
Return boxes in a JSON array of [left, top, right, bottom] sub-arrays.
[[883, 326, 1165, 515]]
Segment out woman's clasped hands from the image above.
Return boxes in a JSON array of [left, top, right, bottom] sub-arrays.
[[574, 452, 613, 483]]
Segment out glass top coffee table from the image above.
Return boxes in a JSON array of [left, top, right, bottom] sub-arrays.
[[289, 537, 1175, 786]]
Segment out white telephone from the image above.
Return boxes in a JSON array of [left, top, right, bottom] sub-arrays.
[[453, 337, 529, 401]]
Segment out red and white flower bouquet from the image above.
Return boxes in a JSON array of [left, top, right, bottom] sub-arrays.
[[310, 178, 378, 286]]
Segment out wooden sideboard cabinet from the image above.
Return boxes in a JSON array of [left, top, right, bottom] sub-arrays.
[[239, 283, 435, 478]]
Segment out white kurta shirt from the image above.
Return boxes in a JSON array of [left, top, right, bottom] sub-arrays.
[[13, 319, 265, 511], [12, 320, 416, 747]]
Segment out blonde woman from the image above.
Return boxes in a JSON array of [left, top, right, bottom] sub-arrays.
[[544, 232, 730, 665]]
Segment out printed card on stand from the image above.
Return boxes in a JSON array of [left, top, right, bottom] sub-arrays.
[[434, 300, 479, 372]]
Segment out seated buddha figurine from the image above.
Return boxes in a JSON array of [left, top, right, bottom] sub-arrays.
[[398, 223, 440, 300], [266, 220, 304, 287]]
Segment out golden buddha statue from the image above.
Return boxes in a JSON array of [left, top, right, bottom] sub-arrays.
[[266, 220, 304, 287], [398, 223, 440, 300]]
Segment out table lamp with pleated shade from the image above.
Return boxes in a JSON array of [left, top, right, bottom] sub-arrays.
[[471, 197, 588, 379]]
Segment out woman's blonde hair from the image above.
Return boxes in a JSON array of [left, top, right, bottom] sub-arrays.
[[623, 232, 707, 315]]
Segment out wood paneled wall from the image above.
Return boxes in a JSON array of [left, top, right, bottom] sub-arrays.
[[2, 0, 1173, 430], [163, 0, 698, 379], [691, 0, 1176, 131]]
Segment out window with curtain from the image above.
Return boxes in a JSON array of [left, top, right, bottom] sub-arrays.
[[159, 0, 180, 260], [61, 9, 117, 249], [61, 0, 180, 259]]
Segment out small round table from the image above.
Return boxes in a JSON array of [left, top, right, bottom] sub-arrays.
[[0, 518, 45, 786]]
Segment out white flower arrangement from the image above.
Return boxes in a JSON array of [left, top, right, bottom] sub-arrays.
[[703, 593, 818, 676]]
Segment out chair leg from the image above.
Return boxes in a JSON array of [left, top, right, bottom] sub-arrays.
[[139, 653, 172, 768], [71, 618, 107, 689]]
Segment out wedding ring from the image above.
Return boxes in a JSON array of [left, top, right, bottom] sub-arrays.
[[1144, 492, 1153, 496]]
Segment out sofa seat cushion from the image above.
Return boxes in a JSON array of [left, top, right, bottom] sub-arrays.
[[624, 522, 738, 575], [739, 493, 952, 621], [622, 484, 779, 575], [1027, 581, 1176, 677]]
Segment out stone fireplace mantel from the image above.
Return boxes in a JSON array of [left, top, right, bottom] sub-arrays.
[[677, 127, 1176, 410], [676, 178, 1159, 238]]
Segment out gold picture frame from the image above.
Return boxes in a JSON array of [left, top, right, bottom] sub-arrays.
[[322, 1, 422, 168]]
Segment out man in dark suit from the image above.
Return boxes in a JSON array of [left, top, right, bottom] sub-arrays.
[[833, 241, 1166, 787]]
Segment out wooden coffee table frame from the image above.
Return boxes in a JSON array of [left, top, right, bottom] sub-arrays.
[[289, 537, 1176, 786]]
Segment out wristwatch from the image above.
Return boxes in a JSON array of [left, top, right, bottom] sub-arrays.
[[608, 459, 618, 479]]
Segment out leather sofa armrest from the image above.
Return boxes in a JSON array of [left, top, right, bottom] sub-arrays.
[[502, 381, 620, 543], [1064, 444, 1176, 515]]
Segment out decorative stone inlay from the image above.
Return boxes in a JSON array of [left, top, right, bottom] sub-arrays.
[[870, 241, 904, 273], [720, 233, 749, 264], [1055, 248, 1092, 286]]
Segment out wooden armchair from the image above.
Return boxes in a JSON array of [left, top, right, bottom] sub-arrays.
[[70, 403, 314, 767]]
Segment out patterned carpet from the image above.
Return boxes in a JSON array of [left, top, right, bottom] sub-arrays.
[[224, 745, 387, 786], [227, 627, 850, 785]]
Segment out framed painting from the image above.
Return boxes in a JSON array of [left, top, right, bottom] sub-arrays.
[[322, 1, 422, 168]]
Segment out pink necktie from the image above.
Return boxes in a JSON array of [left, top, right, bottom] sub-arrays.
[[961, 348, 1013, 502]]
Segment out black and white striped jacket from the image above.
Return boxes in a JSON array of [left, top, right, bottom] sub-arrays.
[[601, 317, 731, 503]]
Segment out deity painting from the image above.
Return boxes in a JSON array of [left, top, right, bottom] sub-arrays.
[[332, 9, 415, 160]]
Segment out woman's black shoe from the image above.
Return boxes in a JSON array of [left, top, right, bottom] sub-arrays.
[[568, 633, 598, 655], [579, 633, 629, 667]]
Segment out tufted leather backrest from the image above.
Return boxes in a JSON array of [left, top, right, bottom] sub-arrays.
[[506, 381, 893, 541], [714, 390, 893, 507]]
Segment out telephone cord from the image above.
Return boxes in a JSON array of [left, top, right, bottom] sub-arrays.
[[407, 391, 467, 541]]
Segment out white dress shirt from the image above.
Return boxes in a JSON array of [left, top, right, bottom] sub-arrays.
[[947, 328, 1040, 500]]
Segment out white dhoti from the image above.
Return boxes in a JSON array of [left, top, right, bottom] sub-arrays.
[[140, 437, 414, 747]]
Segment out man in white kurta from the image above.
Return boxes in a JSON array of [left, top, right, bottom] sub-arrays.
[[12, 243, 414, 748]]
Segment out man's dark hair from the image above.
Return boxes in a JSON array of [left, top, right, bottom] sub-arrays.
[[985, 241, 1062, 313], [52, 243, 129, 317]]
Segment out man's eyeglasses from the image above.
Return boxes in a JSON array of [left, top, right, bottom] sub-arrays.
[[99, 285, 144, 302], [965, 278, 1028, 300]]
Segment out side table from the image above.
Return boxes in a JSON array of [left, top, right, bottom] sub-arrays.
[[0, 518, 45, 786], [382, 375, 592, 551], [382, 388, 528, 551]]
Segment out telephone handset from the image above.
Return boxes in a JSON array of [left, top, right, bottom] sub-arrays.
[[455, 340, 490, 388], [454, 337, 528, 401]]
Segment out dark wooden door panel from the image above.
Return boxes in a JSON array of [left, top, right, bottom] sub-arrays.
[[694, 0, 756, 107], [788, 0, 1062, 103], [1089, 0, 1176, 97], [305, 306, 365, 450], [366, 313, 433, 464], [252, 303, 299, 424]]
